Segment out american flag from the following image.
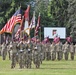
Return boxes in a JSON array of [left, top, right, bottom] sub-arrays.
[[15, 25, 21, 39], [0, 8, 22, 34], [35, 13, 40, 36], [15, 16, 24, 39]]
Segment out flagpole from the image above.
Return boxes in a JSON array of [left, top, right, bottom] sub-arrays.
[[40, 24, 41, 42]]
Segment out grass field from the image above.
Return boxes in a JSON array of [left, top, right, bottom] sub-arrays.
[[0, 54, 76, 75]]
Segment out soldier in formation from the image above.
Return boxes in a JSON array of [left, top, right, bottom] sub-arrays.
[[63, 41, 69, 60], [45, 43, 51, 60], [56, 41, 63, 60], [70, 43, 75, 60], [33, 43, 41, 68], [11, 41, 18, 68], [24, 41, 32, 68], [50, 42, 56, 60], [0, 39, 76, 69], [1, 42, 7, 60]]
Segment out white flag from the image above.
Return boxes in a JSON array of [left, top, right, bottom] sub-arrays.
[[29, 11, 35, 29], [24, 20, 30, 35]]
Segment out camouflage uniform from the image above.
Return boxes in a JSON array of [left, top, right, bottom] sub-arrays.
[[11, 42, 17, 68], [37, 43, 43, 64], [42, 44, 46, 60], [8, 42, 13, 60], [70, 43, 75, 60], [56, 42, 63, 60], [24, 42, 32, 68], [33, 44, 41, 68], [18, 41, 25, 69], [45, 43, 51, 60], [1, 42, 7, 60], [62, 42, 69, 60], [50, 42, 56, 61]]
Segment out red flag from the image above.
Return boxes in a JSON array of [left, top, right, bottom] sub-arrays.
[[35, 13, 40, 36], [0, 8, 22, 34], [24, 5, 30, 21]]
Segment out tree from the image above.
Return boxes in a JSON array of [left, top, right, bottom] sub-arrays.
[[0, 0, 30, 30], [67, 0, 76, 42], [49, 0, 68, 27], [33, 0, 53, 40]]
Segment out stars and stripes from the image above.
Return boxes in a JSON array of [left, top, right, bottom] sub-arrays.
[[14, 16, 24, 39], [0, 8, 22, 34], [15, 25, 21, 39]]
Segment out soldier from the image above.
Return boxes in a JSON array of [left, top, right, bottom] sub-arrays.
[[33, 43, 41, 68], [8, 42, 13, 60], [24, 48, 32, 68], [1, 42, 7, 60], [41, 44, 46, 60], [18, 40, 25, 69], [56, 41, 63, 60], [70, 43, 75, 60], [45, 43, 51, 60], [63, 41, 69, 60], [37, 42, 43, 64], [11, 41, 17, 69], [24, 41, 32, 69], [50, 42, 56, 61]]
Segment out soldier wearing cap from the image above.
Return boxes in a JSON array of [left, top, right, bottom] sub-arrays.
[[56, 41, 63, 60], [11, 41, 18, 68], [33, 43, 41, 68], [24, 40, 32, 68], [18, 40, 25, 69]]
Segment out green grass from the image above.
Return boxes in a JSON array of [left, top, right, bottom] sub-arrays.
[[0, 55, 76, 75]]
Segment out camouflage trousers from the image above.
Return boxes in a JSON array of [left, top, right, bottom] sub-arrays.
[[57, 51, 63, 60], [64, 52, 69, 60], [51, 51, 56, 61], [18, 53, 24, 69], [1, 50, 7, 60], [33, 58, 40, 68], [46, 52, 51, 60], [70, 52, 74, 60], [11, 53, 17, 69]]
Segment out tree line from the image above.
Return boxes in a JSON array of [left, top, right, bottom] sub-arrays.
[[0, 0, 76, 40]]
